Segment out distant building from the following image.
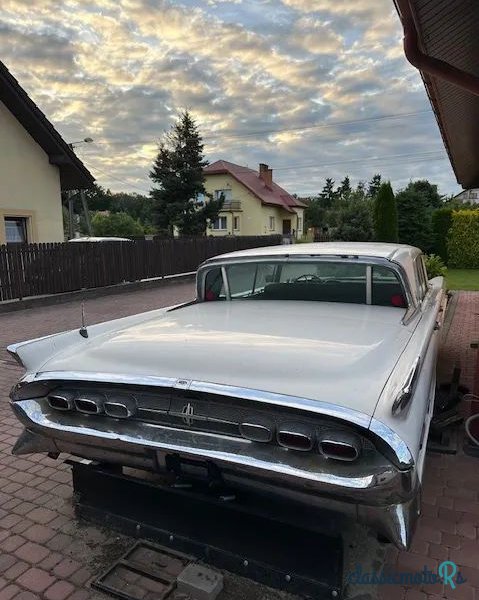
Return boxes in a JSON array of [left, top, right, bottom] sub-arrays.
[[0, 61, 94, 244], [203, 160, 305, 238], [454, 189, 479, 204]]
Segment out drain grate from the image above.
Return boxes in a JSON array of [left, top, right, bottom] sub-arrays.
[[92, 541, 194, 600]]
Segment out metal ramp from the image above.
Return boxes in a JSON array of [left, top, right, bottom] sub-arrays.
[[70, 460, 343, 599]]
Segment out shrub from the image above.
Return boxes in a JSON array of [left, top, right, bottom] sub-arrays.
[[334, 200, 373, 242], [431, 207, 453, 262], [373, 182, 398, 242], [396, 188, 433, 252], [91, 212, 145, 237], [424, 254, 447, 279], [447, 210, 479, 268]]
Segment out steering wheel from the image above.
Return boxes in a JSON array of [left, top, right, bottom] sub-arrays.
[[293, 274, 323, 283]]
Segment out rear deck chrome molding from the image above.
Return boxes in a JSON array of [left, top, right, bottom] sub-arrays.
[[12, 398, 410, 499], [21, 371, 414, 469], [12, 426, 417, 549]]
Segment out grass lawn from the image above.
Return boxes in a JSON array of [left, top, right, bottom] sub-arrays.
[[446, 269, 479, 291]]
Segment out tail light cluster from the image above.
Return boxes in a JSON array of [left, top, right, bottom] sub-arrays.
[[47, 391, 136, 419], [240, 420, 362, 462], [46, 390, 361, 462]]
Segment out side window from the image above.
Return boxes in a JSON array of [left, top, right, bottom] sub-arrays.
[[226, 263, 276, 298], [372, 266, 406, 308], [414, 256, 428, 301], [204, 268, 225, 301], [420, 255, 430, 284]]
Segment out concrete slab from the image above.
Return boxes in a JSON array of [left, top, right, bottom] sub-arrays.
[[177, 564, 223, 600]]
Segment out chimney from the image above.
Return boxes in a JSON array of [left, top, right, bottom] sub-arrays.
[[259, 163, 273, 188]]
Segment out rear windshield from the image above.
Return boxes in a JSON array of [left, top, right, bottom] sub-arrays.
[[203, 261, 406, 308]]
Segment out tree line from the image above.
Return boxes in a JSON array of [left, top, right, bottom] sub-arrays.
[[68, 110, 455, 251], [304, 175, 449, 253]]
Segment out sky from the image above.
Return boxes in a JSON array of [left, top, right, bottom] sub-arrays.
[[0, 0, 461, 198]]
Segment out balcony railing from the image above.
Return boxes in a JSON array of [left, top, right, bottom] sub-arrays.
[[220, 200, 242, 211]]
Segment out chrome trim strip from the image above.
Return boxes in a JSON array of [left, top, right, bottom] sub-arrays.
[[391, 355, 421, 416], [366, 265, 372, 305], [29, 371, 414, 468], [368, 417, 414, 467], [221, 266, 231, 300], [13, 399, 393, 494]]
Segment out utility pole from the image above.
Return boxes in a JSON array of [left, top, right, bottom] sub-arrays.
[[68, 190, 75, 240], [80, 190, 92, 235]]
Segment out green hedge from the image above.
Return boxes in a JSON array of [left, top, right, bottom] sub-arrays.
[[432, 207, 453, 262], [448, 210, 479, 268]]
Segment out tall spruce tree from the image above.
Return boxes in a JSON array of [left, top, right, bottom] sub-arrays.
[[373, 182, 398, 242], [367, 174, 382, 198], [149, 111, 222, 236], [319, 178, 336, 208], [337, 176, 352, 201]]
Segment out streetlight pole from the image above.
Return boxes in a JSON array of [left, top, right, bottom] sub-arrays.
[[67, 138, 94, 239]]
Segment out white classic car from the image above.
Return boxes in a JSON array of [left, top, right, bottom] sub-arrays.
[[8, 242, 445, 549]]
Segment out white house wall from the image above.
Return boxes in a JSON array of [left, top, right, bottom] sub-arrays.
[[0, 100, 64, 244]]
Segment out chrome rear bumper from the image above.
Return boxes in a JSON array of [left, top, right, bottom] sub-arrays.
[[11, 398, 420, 549]]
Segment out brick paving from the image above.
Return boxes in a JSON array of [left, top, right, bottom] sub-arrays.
[[379, 291, 479, 600], [0, 282, 195, 600], [0, 286, 478, 600]]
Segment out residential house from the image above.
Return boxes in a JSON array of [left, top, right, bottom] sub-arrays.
[[454, 189, 479, 204], [203, 160, 305, 238], [0, 61, 94, 244]]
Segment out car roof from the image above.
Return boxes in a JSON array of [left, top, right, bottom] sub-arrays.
[[205, 242, 421, 265]]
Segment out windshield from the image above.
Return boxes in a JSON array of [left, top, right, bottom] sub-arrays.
[[202, 261, 406, 308]]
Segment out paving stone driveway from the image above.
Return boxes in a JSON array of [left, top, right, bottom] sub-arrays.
[[0, 283, 195, 600], [0, 286, 478, 600]]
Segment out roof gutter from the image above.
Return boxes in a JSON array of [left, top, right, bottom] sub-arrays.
[[397, 0, 479, 97]]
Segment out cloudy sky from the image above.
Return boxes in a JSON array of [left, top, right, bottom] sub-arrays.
[[1, 0, 461, 197]]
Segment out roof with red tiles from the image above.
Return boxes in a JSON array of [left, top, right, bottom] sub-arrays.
[[204, 160, 306, 214]]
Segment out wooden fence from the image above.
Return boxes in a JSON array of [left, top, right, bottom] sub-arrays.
[[0, 235, 282, 302]]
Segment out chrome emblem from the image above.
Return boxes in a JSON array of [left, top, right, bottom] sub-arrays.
[[181, 402, 195, 426]]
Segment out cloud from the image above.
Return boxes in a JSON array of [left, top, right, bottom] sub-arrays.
[[0, 0, 458, 197]]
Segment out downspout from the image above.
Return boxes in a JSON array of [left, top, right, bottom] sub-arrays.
[[397, 0, 479, 96]]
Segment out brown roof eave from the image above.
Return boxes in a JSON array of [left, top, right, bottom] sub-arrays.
[[393, 0, 479, 189], [0, 62, 95, 190]]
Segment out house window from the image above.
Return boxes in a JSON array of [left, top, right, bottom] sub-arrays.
[[212, 216, 228, 230], [298, 217, 303, 234], [5, 217, 28, 243], [233, 216, 240, 231], [269, 216, 275, 230], [215, 189, 232, 201]]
